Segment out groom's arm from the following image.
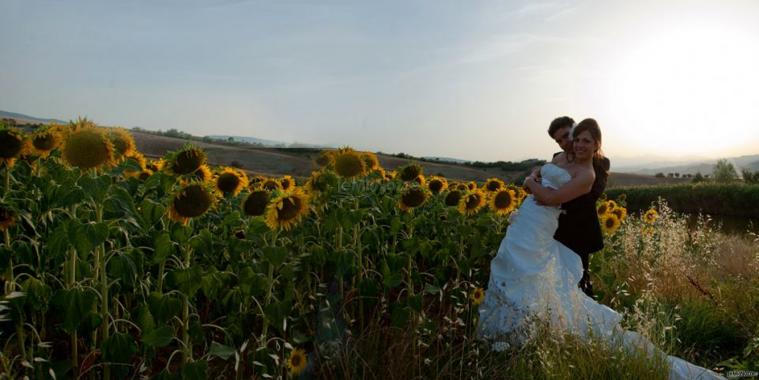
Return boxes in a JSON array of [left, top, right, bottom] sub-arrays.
[[524, 171, 593, 206]]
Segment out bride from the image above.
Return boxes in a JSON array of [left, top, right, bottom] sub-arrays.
[[476, 119, 724, 380]]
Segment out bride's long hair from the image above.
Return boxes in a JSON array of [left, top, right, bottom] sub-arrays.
[[570, 118, 609, 196]]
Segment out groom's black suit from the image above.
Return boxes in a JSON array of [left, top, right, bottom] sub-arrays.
[[552, 153, 610, 298]]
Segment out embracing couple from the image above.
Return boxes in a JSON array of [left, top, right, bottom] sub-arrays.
[[476, 117, 724, 380]]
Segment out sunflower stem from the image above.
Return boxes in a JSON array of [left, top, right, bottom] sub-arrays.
[[2, 229, 11, 294], [95, 201, 111, 380], [2, 166, 9, 199], [182, 241, 194, 366]]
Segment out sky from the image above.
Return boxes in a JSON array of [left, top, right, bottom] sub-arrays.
[[2, 0, 759, 164]]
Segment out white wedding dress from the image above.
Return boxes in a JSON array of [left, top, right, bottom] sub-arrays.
[[476, 163, 724, 380]]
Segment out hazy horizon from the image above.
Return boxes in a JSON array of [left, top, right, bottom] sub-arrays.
[[2, 0, 758, 163]]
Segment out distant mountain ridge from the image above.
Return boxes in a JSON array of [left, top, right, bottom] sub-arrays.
[[205, 135, 331, 149], [618, 155, 759, 175], [0, 110, 67, 124]]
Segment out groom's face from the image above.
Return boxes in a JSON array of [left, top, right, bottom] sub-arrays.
[[551, 126, 573, 153]]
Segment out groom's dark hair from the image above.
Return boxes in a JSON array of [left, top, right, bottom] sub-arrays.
[[548, 116, 575, 137]]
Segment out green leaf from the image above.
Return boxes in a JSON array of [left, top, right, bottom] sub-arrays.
[[181, 360, 208, 380], [152, 232, 174, 264], [134, 305, 155, 333], [140, 199, 165, 228], [54, 288, 98, 333], [167, 266, 203, 297], [148, 292, 182, 324], [79, 174, 112, 203], [141, 325, 174, 348], [209, 342, 235, 360], [262, 246, 288, 268], [102, 332, 137, 364]]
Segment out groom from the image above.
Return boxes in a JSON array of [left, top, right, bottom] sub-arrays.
[[546, 116, 610, 298]]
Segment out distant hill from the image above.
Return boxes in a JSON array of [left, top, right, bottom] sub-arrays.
[[205, 134, 327, 148], [619, 155, 759, 176], [0, 110, 67, 125]]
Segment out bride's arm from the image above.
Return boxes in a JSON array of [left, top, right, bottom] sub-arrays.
[[524, 170, 594, 206]]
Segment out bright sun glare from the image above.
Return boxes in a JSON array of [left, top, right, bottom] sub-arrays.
[[608, 24, 759, 156]]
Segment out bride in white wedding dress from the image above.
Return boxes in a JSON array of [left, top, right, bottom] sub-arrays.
[[476, 119, 724, 380]]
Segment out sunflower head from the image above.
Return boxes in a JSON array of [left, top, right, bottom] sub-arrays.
[[305, 170, 337, 193], [167, 146, 207, 175], [315, 150, 334, 168], [0, 127, 30, 168], [243, 189, 271, 217], [265, 188, 310, 231], [427, 176, 448, 194], [411, 174, 426, 187], [61, 125, 116, 170], [444, 190, 463, 207], [261, 177, 283, 192], [280, 175, 296, 191], [146, 159, 165, 172], [470, 287, 485, 306], [399, 186, 428, 212], [31, 127, 62, 157], [596, 202, 610, 217], [361, 152, 381, 171], [484, 178, 505, 192], [384, 171, 397, 181], [466, 181, 478, 191], [610, 206, 627, 221], [248, 175, 266, 189], [216, 167, 249, 196], [453, 182, 469, 192], [168, 182, 216, 224], [287, 348, 308, 376], [643, 208, 658, 224], [600, 214, 621, 235], [108, 128, 137, 160], [398, 164, 423, 181], [606, 200, 618, 211], [332, 147, 366, 178], [490, 189, 516, 216], [458, 190, 486, 216], [0, 205, 16, 231], [189, 164, 213, 184], [137, 170, 153, 181]]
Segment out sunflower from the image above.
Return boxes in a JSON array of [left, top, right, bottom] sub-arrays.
[[332, 148, 366, 178], [384, 171, 396, 181], [248, 174, 265, 187], [484, 178, 505, 192], [61, 125, 116, 170], [515, 187, 527, 202], [314, 150, 334, 168], [605, 200, 618, 211], [280, 175, 296, 191], [398, 164, 422, 181], [168, 182, 216, 224], [167, 146, 207, 175], [643, 208, 658, 224], [427, 176, 448, 194], [600, 213, 621, 235], [596, 201, 610, 217], [610, 206, 627, 221], [216, 167, 249, 196], [31, 128, 62, 157], [108, 128, 137, 160], [444, 189, 463, 207], [490, 189, 517, 216], [305, 170, 336, 193], [137, 170, 153, 181], [146, 158, 165, 172], [470, 287, 485, 306], [261, 177, 283, 191], [411, 174, 426, 187], [399, 186, 428, 212], [458, 190, 486, 216], [453, 182, 469, 192], [466, 181, 477, 191], [0, 127, 30, 168], [190, 164, 213, 183], [265, 188, 310, 231], [242, 189, 270, 216], [0, 205, 16, 231], [361, 152, 381, 171], [125, 152, 147, 170], [287, 348, 308, 376]]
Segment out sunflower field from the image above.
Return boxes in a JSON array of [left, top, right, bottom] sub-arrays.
[[1, 119, 757, 379]]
